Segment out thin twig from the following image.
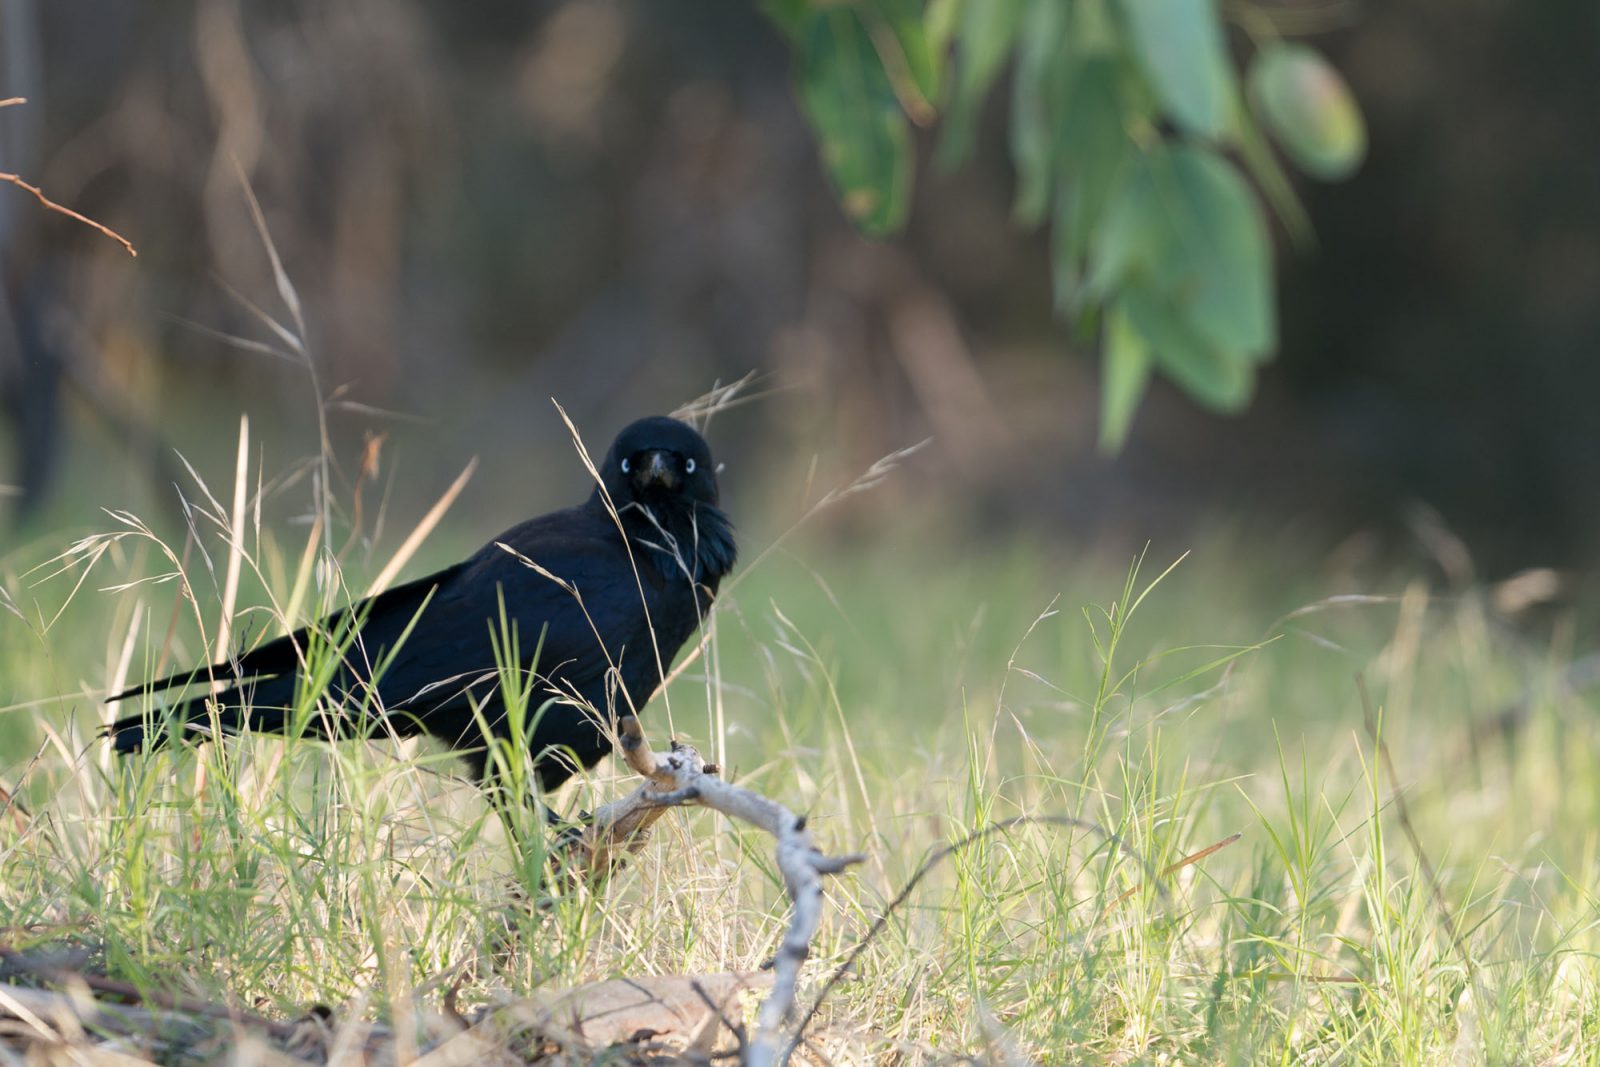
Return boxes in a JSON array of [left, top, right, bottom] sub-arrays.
[[0, 173, 137, 256]]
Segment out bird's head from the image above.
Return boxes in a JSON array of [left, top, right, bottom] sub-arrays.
[[600, 415, 720, 509], [596, 416, 735, 585]]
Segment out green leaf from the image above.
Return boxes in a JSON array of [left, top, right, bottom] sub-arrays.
[[1010, 0, 1071, 225], [1091, 144, 1275, 362], [1248, 42, 1366, 181], [1235, 104, 1314, 248], [1057, 57, 1134, 271], [1051, 179, 1085, 315], [1083, 146, 1159, 299], [1118, 0, 1236, 140], [865, 0, 943, 122], [1100, 300, 1152, 449], [1156, 145, 1275, 361], [761, 0, 811, 38], [1085, 142, 1272, 420], [1118, 286, 1252, 412], [1071, 0, 1121, 54], [926, 0, 961, 56], [796, 9, 916, 235], [937, 0, 1028, 168]]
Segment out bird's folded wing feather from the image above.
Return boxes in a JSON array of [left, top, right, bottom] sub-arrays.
[[371, 531, 656, 710]]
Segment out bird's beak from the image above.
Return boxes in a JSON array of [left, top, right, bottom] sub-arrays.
[[633, 450, 679, 491]]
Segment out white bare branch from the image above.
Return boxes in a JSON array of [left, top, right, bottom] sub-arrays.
[[567, 716, 864, 1066]]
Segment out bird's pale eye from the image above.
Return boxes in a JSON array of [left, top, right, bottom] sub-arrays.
[[685, 458, 696, 474], [620, 458, 631, 474]]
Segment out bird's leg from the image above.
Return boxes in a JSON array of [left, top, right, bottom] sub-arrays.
[[541, 801, 588, 849], [468, 742, 584, 858]]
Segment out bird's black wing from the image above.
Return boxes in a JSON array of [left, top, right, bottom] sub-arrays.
[[106, 507, 671, 719], [369, 514, 658, 714], [103, 562, 467, 703]]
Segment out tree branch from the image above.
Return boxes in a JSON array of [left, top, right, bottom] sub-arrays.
[[570, 717, 864, 1066]]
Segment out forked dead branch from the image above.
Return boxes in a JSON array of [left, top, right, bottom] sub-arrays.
[[565, 716, 868, 1066]]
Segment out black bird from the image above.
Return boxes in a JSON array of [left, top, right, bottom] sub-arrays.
[[105, 416, 735, 792]]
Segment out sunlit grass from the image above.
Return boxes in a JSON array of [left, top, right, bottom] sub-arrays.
[[2, 443, 1599, 1062]]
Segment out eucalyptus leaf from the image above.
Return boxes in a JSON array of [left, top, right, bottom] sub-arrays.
[[1235, 104, 1314, 248], [1155, 145, 1275, 361], [1100, 300, 1152, 449], [867, 0, 943, 119], [1092, 145, 1274, 361], [925, 0, 961, 56], [1052, 178, 1085, 315], [937, 0, 1028, 168], [1119, 286, 1253, 412], [760, 0, 1358, 443], [797, 9, 916, 234], [1118, 0, 1236, 140], [1057, 57, 1134, 269], [1011, 0, 1071, 224], [1084, 147, 1159, 299], [1249, 42, 1366, 180], [761, 0, 810, 39]]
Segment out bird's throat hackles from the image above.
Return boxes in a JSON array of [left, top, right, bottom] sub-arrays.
[[618, 498, 737, 588]]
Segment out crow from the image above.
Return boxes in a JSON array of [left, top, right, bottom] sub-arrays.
[[104, 415, 736, 793]]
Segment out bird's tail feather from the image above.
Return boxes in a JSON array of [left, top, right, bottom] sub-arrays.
[[104, 680, 301, 754]]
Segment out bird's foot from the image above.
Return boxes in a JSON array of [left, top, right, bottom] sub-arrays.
[[543, 803, 588, 850]]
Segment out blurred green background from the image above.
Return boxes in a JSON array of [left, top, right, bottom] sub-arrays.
[[2, 0, 1597, 577]]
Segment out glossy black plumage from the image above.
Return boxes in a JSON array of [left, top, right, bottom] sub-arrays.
[[105, 416, 735, 791]]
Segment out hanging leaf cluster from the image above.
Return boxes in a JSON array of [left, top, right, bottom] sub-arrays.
[[763, 0, 1366, 448]]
